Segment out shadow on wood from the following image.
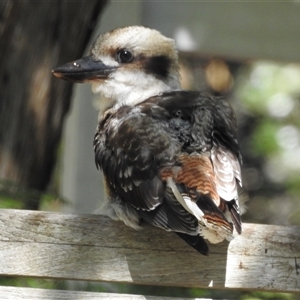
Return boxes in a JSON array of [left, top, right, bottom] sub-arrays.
[[117, 223, 228, 289]]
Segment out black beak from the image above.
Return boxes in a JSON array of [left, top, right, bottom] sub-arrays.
[[52, 56, 117, 83]]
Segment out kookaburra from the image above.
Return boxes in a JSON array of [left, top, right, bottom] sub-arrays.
[[53, 26, 242, 255]]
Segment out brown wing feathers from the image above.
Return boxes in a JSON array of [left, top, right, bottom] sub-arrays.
[[94, 91, 242, 254], [160, 153, 234, 235]]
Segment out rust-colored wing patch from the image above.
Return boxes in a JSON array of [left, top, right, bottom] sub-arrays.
[[160, 152, 234, 243], [160, 153, 220, 206]]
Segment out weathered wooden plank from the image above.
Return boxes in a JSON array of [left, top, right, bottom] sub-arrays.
[[0, 209, 299, 293], [0, 286, 194, 300]]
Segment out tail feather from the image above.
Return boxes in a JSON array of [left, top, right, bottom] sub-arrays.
[[226, 199, 242, 234]]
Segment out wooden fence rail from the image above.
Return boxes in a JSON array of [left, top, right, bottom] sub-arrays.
[[0, 209, 299, 298]]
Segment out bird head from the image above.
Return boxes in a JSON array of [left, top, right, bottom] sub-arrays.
[[53, 26, 181, 110]]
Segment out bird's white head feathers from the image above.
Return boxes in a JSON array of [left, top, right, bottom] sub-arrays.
[[53, 26, 181, 112], [90, 26, 181, 110]]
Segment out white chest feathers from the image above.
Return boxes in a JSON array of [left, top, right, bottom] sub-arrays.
[[92, 69, 180, 111]]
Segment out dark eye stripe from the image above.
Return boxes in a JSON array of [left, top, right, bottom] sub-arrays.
[[144, 55, 171, 79]]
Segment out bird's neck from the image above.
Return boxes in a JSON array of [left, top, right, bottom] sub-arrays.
[[92, 69, 181, 115]]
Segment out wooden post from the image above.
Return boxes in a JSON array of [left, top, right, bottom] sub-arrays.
[[0, 209, 299, 293]]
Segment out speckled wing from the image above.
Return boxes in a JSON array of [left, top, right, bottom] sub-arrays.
[[95, 103, 192, 232]]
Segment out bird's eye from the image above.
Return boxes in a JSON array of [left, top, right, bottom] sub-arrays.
[[117, 49, 133, 63]]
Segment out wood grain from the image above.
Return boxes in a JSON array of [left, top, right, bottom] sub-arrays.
[[0, 286, 188, 300], [0, 209, 299, 293]]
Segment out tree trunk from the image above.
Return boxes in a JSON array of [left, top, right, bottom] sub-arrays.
[[0, 0, 108, 209]]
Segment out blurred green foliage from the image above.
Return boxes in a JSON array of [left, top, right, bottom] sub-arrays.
[[0, 179, 66, 211], [236, 61, 300, 228], [0, 277, 58, 290], [241, 291, 297, 300], [251, 121, 280, 156]]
